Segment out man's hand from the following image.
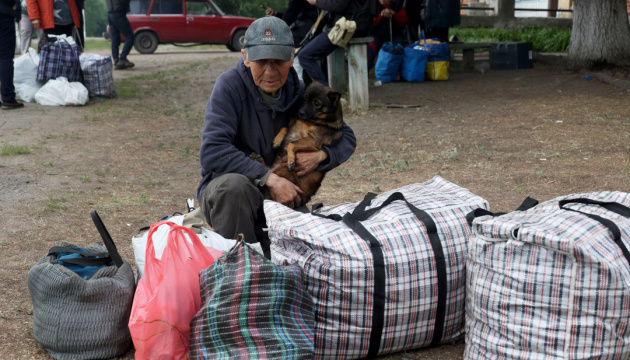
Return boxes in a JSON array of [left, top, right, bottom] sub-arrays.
[[32, 19, 41, 28], [380, 8, 395, 19], [266, 173, 303, 208], [265, 7, 277, 16], [292, 150, 328, 177], [306, 0, 316, 5]]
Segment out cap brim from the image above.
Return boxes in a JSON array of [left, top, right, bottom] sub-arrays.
[[247, 45, 293, 62]]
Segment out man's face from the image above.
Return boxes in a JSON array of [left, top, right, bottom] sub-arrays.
[[242, 50, 294, 96]]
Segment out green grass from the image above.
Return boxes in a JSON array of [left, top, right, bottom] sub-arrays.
[[1, 145, 31, 156], [450, 26, 571, 53]]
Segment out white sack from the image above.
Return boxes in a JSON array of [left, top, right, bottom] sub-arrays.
[[35, 77, 89, 106]]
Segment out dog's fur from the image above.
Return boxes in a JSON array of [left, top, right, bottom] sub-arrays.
[[261, 74, 344, 205]]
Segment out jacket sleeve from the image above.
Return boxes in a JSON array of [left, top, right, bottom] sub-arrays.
[[199, 73, 270, 183], [318, 121, 356, 172], [312, 0, 348, 13], [25, 0, 39, 20]]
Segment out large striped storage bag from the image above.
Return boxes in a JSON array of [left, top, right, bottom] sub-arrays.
[[189, 238, 316, 359], [265, 176, 489, 359], [465, 192, 630, 359]]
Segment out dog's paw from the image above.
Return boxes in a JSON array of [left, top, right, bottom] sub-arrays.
[[249, 153, 265, 165], [287, 160, 295, 171]]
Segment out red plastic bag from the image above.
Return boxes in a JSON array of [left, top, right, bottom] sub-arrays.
[[129, 220, 222, 360]]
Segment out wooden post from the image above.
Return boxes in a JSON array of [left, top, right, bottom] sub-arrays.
[[327, 47, 347, 94], [497, 0, 515, 19], [347, 41, 369, 111]]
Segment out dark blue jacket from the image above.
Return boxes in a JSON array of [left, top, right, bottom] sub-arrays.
[[197, 58, 357, 200], [423, 0, 460, 28]]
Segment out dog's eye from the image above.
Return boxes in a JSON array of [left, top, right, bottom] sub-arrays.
[[313, 100, 322, 108]]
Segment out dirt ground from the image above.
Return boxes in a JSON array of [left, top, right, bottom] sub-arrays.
[[1, 45, 629, 359]]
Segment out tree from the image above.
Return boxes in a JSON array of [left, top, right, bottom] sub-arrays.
[[84, 0, 108, 37], [567, 0, 630, 70]]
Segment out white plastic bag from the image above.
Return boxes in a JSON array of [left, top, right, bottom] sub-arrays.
[[131, 214, 263, 279], [35, 77, 89, 106], [13, 48, 44, 102]]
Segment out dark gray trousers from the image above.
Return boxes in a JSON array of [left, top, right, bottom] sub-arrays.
[[199, 174, 269, 257]]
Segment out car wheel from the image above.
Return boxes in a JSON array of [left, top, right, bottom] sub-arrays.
[[228, 29, 246, 52], [134, 32, 159, 54]]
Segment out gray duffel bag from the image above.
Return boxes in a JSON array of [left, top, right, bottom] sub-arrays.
[[27, 210, 135, 360]]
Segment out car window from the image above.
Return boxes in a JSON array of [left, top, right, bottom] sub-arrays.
[[151, 0, 183, 14], [186, 0, 213, 16], [129, 0, 151, 14]]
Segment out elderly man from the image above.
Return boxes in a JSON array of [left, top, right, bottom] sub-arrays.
[[197, 16, 356, 257]]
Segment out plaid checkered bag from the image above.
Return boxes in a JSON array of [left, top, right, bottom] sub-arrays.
[[465, 192, 630, 359], [79, 53, 115, 98], [265, 176, 489, 359], [189, 238, 316, 359], [37, 36, 82, 83]]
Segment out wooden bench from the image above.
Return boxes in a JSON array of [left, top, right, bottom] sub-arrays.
[[448, 42, 494, 70], [326, 37, 374, 111]]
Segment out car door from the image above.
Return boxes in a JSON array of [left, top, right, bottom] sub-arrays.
[[184, 0, 225, 43], [148, 0, 187, 42]]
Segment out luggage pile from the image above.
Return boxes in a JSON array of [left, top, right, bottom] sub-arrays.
[[376, 34, 450, 84], [26, 178, 630, 359], [13, 35, 115, 107]]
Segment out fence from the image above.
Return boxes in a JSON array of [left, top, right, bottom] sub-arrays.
[[460, 0, 573, 18]]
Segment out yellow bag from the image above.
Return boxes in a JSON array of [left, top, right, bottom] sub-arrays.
[[424, 41, 450, 81], [425, 60, 450, 81], [327, 17, 356, 48]]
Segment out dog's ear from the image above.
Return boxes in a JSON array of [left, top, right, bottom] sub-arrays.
[[302, 70, 314, 88], [328, 91, 341, 106]]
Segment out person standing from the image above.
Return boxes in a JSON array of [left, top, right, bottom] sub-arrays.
[[0, 0, 24, 109], [105, 0, 135, 69], [26, 0, 81, 47], [18, 0, 45, 53], [422, 0, 460, 42]]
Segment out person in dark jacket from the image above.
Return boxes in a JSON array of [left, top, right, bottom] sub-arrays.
[[422, 0, 460, 42], [197, 16, 356, 257], [297, 0, 376, 86], [106, 0, 135, 69], [265, 0, 318, 46], [0, 0, 24, 109]]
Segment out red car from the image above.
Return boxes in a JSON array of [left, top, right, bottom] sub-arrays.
[[118, 0, 255, 54]]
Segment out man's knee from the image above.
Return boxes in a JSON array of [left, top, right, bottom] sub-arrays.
[[200, 174, 263, 219]]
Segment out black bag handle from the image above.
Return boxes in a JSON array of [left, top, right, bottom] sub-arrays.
[[465, 196, 539, 226], [48, 246, 112, 266], [90, 210, 125, 268], [559, 198, 630, 266], [317, 191, 447, 355], [558, 198, 630, 218]]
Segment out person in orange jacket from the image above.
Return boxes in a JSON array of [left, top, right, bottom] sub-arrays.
[[26, 0, 81, 49]]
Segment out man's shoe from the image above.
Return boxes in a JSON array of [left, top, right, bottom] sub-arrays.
[[116, 58, 135, 70], [2, 101, 24, 110]]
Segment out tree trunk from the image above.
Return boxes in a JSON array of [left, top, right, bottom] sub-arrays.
[[566, 0, 630, 70]]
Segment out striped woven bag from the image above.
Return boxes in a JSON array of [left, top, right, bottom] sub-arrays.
[[465, 192, 630, 359], [189, 238, 316, 359], [265, 176, 489, 359]]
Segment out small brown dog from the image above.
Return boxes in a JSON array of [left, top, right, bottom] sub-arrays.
[[265, 74, 344, 205]]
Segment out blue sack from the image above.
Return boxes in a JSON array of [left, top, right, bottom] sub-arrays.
[[52, 246, 110, 279], [401, 41, 430, 83], [375, 42, 404, 83]]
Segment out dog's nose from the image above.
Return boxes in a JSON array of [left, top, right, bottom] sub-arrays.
[[298, 110, 306, 119]]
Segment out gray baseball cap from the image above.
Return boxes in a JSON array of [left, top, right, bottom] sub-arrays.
[[244, 16, 294, 62]]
